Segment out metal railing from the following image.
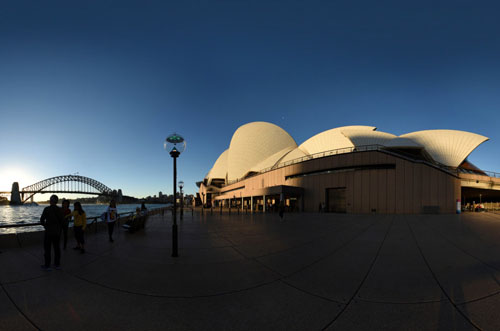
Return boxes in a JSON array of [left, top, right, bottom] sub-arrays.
[[224, 143, 500, 187], [226, 144, 385, 185]]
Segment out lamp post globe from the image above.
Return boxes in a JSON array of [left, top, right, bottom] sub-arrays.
[[164, 133, 186, 258]]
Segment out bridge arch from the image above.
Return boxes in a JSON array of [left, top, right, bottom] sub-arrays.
[[21, 175, 115, 202]]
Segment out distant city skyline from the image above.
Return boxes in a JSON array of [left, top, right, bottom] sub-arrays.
[[1, 1, 500, 200]]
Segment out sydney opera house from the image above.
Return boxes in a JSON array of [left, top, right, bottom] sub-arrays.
[[198, 122, 500, 214]]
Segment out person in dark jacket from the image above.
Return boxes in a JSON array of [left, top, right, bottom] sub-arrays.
[[40, 195, 64, 270]]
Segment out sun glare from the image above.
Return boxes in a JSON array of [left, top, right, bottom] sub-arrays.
[[0, 167, 36, 192]]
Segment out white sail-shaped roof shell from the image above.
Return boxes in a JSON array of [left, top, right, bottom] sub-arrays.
[[206, 149, 228, 185], [227, 122, 297, 181], [279, 147, 310, 165], [400, 130, 489, 167], [342, 130, 422, 148], [203, 124, 489, 187], [248, 146, 296, 174], [299, 126, 376, 155]]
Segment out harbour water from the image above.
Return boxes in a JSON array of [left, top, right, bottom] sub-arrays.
[[0, 203, 168, 234]]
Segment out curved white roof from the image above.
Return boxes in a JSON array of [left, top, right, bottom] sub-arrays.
[[248, 146, 295, 174], [204, 123, 490, 186], [400, 130, 489, 167], [279, 147, 310, 165], [227, 122, 297, 181], [206, 149, 228, 185], [342, 130, 422, 148], [299, 126, 376, 155]]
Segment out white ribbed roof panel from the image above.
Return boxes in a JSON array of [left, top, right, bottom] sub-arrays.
[[248, 146, 295, 174], [227, 122, 297, 181], [400, 130, 489, 167], [279, 147, 310, 165], [342, 130, 422, 148], [299, 126, 376, 155], [342, 130, 396, 147], [206, 149, 228, 185]]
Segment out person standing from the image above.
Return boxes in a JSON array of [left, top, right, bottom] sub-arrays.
[[106, 200, 118, 242], [61, 199, 71, 250], [71, 202, 87, 253], [279, 200, 285, 221], [141, 202, 148, 216], [40, 195, 64, 270]]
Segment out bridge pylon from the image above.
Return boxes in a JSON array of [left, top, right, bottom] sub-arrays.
[[10, 182, 22, 205]]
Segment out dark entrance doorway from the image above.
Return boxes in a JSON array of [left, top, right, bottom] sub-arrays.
[[326, 187, 346, 213]]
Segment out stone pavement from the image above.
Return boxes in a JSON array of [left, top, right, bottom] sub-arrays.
[[1, 211, 500, 330]]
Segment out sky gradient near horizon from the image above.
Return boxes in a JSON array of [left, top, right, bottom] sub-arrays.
[[1, 1, 500, 199]]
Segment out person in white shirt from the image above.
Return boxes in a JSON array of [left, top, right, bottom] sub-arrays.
[[106, 200, 118, 242]]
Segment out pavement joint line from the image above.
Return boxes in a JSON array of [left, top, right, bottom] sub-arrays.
[[278, 279, 345, 305], [250, 222, 358, 260], [408, 217, 483, 331], [0, 282, 41, 330], [284, 219, 380, 278], [355, 297, 445, 305], [420, 217, 500, 284], [219, 234, 347, 305], [61, 270, 284, 299], [210, 216, 378, 280], [170, 217, 366, 305], [321, 216, 394, 331], [457, 215, 500, 250], [416, 219, 500, 305], [456, 289, 500, 305]]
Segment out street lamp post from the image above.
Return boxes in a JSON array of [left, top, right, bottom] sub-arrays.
[[165, 133, 186, 258], [179, 181, 184, 220]]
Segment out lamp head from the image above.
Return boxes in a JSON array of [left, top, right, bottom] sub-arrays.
[[165, 133, 186, 156]]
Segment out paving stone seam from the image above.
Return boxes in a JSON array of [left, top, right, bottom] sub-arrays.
[[0, 282, 41, 330], [203, 221, 360, 305], [458, 215, 500, 252], [64, 270, 282, 299], [355, 297, 444, 305], [320, 216, 394, 330], [456, 289, 500, 305], [280, 220, 380, 278], [422, 219, 500, 305], [208, 217, 375, 276], [408, 218, 483, 331], [420, 217, 500, 287], [278, 279, 345, 305], [251, 223, 363, 260]]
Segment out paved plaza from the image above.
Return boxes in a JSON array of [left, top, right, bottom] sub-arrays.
[[1, 211, 500, 330]]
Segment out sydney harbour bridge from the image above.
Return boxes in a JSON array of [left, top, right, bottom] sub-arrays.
[[0, 175, 121, 205]]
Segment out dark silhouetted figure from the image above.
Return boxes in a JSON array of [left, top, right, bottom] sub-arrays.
[[279, 200, 285, 221], [105, 200, 118, 242], [40, 195, 63, 270], [71, 201, 87, 253]]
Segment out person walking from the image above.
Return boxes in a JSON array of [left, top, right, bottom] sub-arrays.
[[141, 202, 148, 216], [71, 202, 87, 253], [61, 199, 71, 250], [105, 200, 118, 242], [40, 195, 64, 270], [279, 200, 285, 221]]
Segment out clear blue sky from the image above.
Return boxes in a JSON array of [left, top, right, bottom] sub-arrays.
[[1, 0, 499, 199]]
